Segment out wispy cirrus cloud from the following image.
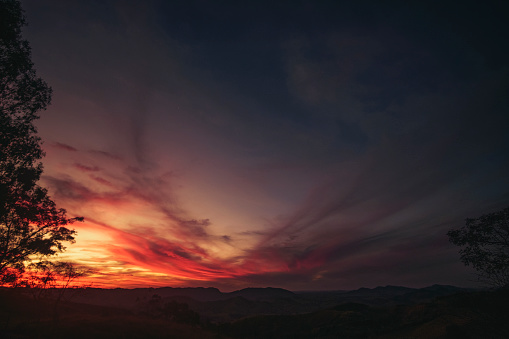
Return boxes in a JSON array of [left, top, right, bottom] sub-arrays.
[[52, 142, 78, 152], [41, 125, 501, 289], [73, 163, 100, 172]]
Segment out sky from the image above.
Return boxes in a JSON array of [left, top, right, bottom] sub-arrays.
[[19, 0, 509, 291]]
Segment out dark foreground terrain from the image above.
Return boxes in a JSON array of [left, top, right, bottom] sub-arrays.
[[1, 285, 508, 338]]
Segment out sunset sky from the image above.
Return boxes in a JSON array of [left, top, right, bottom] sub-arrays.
[[20, 0, 509, 291]]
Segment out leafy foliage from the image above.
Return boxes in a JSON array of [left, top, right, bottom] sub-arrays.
[[0, 0, 82, 284], [448, 207, 509, 288]]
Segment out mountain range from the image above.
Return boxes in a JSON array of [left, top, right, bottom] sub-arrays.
[[66, 284, 472, 322]]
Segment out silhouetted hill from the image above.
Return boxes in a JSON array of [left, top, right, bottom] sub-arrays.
[[66, 286, 298, 309], [156, 287, 224, 301], [393, 284, 471, 304], [172, 295, 311, 323], [295, 285, 471, 309], [227, 287, 296, 301], [56, 284, 472, 323], [66, 286, 225, 308]]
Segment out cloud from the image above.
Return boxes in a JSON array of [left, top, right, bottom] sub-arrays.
[[74, 163, 100, 172], [52, 142, 78, 152], [42, 144, 243, 283], [90, 176, 115, 188], [42, 119, 500, 289], [90, 221, 246, 281], [44, 175, 102, 202], [88, 150, 122, 160], [232, 133, 502, 285]]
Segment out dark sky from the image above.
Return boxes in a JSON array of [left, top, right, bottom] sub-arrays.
[[19, 0, 509, 290]]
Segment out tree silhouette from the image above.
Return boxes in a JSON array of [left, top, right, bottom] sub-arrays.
[[22, 261, 88, 299], [0, 0, 82, 285], [448, 206, 509, 288]]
